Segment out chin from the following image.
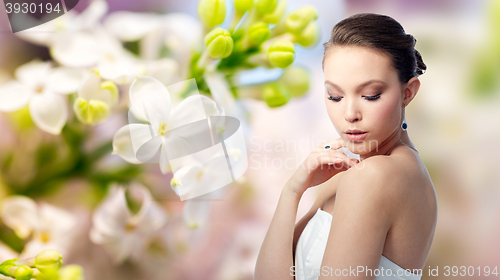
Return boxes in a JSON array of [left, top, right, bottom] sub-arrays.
[[345, 141, 372, 155]]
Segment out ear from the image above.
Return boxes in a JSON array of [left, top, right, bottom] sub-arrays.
[[403, 77, 420, 106]]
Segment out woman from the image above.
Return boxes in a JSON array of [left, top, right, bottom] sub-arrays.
[[254, 13, 438, 280]]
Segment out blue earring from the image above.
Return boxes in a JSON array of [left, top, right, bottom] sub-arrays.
[[401, 107, 408, 131]]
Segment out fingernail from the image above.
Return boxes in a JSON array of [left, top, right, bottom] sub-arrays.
[[350, 159, 358, 166], [334, 158, 343, 163]]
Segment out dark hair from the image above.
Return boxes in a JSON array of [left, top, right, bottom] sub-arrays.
[[322, 13, 426, 83]]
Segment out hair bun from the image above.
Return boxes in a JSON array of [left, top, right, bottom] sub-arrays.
[[415, 49, 426, 75], [323, 13, 427, 82]]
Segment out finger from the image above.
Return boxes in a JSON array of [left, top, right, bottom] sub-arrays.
[[328, 153, 359, 168], [322, 142, 359, 167], [306, 155, 341, 172], [350, 158, 360, 166], [307, 148, 354, 172], [315, 152, 352, 168], [320, 138, 347, 152]]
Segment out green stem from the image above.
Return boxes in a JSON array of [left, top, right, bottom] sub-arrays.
[[270, 20, 287, 38], [13, 257, 34, 267], [229, 12, 245, 34], [237, 8, 257, 33], [196, 50, 212, 69], [87, 141, 113, 163], [260, 33, 296, 52], [236, 84, 264, 99]]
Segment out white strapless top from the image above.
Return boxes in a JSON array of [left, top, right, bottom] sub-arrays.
[[294, 208, 422, 280]]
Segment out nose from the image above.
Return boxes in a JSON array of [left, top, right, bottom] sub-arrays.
[[344, 98, 361, 123]]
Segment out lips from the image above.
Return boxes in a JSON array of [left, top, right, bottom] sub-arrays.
[[344, 130, 367, 142]]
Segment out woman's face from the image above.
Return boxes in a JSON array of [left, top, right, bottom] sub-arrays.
[[323, 46, 404, 155]]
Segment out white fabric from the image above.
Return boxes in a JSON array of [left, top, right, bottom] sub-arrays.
[[294, 208, 422, 280]]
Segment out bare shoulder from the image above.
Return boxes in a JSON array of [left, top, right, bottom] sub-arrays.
[[327, 152, 437, 270], [336, 155, 410, 215], [325, 156, 403, 248], [339, 156, 405, 191]]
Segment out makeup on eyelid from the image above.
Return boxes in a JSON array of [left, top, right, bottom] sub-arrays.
[[325, 91, 382, 101]]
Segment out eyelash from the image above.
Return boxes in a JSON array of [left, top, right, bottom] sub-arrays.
[[327, 96, 341, 101], [327, 92, 382, 102], [365, 93, 382, 100]]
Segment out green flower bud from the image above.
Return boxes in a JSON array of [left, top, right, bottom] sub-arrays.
[[234, 0, 253, 14], [255, 0, 278, 15], [204, 27, 234, 58], [100, 81, 119, 105], [294, 21, 321, 48], [14, 265, 33, 280], [267, 40, 295, 68], [0, 258, 19, 277], [279, 66, 310, 97], [197, 0, 227, 27], [247, 22, 270, 45], [74, 97, 110, 125], [34, 249, 63, 273], [262, 82, 291, 107], [33, 268, 59, 280], [59, 265, 84, 280], [261, 0, 287, 24], [285, 6, 317, 34]]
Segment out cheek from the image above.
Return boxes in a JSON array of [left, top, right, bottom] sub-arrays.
[[325, 102, 341, 125], [371, 99, 401, 130]]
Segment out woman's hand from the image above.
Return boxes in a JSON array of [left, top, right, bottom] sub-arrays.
[[285, 138, 359, 196]]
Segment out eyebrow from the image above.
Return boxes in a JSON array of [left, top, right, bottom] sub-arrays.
[[324, 79, 387, 93]]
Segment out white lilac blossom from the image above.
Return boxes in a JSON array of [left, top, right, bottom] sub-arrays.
[[51, 26, 145, 84], [15, 0, 108, 47], [0, 60, 85, 134], [104, 12, 202, 82], [93, 32, 180, 86], [92, 28, 146, 85], [112, 76, 222, 174], [16, 0, 108, 68], [170, 148, 242, 201], [103, 11, 200, 84], [50, 22, 176, 85], [162, 14, 204, 79], [204, 71, 252, 139], [0, 196, 77, 259], [16, 0, 144, 84], [15, 0, 187, 85], [73, 69, 119, 125], [140, 58, 180, 87], [103, 11, 163, 43], [89, 184, 168, 264], [172, 149, 242, 229], [114, 76, 247, 229], [182, 198, 212, 230]]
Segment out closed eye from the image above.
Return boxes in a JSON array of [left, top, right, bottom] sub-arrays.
[[328, 96, 342, 102], [364, 93, 381, 100], [326, 88, 342, 102]]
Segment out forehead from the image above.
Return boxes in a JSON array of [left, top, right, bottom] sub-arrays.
[[323, 46, 399, 89]]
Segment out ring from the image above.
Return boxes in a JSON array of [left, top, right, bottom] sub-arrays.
[[324, 145, 331, 150]]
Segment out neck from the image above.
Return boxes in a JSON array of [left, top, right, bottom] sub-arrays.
[[358, 129, 411, 161]]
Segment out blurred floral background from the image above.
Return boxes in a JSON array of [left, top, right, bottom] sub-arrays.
[[1, 0, 500, 279]]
